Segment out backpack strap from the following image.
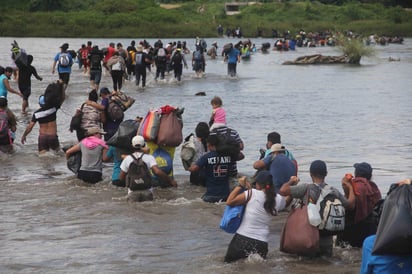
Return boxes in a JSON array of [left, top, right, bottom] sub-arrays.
[[245, 189, 252, 203], [131, 153, 144, 161]]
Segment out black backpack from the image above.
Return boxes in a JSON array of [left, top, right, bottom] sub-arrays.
[[107, 99, 124, 122], [126, 154, 153, 191], [214, 128, 240, 159], [172, 51, 183, 64], [90, 53, 101, 69]]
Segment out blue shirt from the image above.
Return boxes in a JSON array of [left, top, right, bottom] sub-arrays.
[[227, 48, 240, 64], [106, 146, 122, 181], [195, 150, 233, 199], [263, 153, 296, 193], [54, 52, 73, 73], [360, 235, 412, 274], [0, 74, 9, 97]]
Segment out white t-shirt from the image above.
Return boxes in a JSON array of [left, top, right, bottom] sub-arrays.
[[120, 152, 157, 173], [236, 189, 283, 243]]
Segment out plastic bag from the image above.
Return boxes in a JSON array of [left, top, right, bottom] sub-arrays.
[[307, 202, 321, 227], [372, 184, 412, 255]]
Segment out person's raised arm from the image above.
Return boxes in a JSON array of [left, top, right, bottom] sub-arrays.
[[341, 176, 355, 210], [279, 176, 299, 196], [226, 176, 250, 206]]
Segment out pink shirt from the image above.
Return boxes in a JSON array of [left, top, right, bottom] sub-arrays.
[[213, 107, 226, 125]]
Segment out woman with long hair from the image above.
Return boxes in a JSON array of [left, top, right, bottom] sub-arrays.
[[224, 170, 281, 263]]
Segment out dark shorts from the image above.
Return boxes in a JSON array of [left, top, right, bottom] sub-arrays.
[[38, 134, 60, 152], [90, 70, 102, 84], [77, 170, 102, 184], [20, 86, 31, 100], [58, 73, 70, 84], [224, 233, 268, 263]]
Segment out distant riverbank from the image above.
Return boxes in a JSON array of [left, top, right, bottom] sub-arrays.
[[1, 1, 412, 38]]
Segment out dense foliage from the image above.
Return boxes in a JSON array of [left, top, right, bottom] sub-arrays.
[[1, 0, 411, 38]]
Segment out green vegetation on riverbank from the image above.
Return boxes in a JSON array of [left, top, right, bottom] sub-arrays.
[[1, 1, 411, 38]]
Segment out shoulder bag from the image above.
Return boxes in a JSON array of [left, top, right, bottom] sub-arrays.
[[280, 190, 320, 255], [220, 189, 252, 234], [69, 104, 85, 132]]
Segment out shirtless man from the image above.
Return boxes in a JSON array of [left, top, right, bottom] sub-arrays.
[[21, 95, 60, 154]]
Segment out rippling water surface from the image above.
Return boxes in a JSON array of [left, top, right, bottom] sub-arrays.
[[0, 37, 411, 273]]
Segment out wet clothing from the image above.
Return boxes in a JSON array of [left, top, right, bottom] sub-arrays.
[[170, 49, 187, 81], [88, 49, 104, 85], [107, 55, 126, 91], [360, 235, 412, 274], [78, 136, 107, 184], [337, 177, 381, 248], [224, 189, 282, 263], [77, 104, 102, 141], [101, 97, 122, 141], [0, 74, 9, 97], [290, 182, 351, 257], [54, 51, 73, 84], [134, 51, 150, 87], [32, 107, 57, 124], [226, 47, 240, 77], [194, 150, 234, 203], [154, 48, 167, 80], [263, 153, 296, 193], [106, 146, 124, 184], [0, 108, 16, 146], [38, 134, 59, 152], [17, 63, 41, 100], [31, 107, 59, 152]]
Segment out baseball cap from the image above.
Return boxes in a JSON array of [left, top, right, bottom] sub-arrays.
[[271, 143, 285, 153], [132, 135, 146, 148], [60, 43, 69, 49]]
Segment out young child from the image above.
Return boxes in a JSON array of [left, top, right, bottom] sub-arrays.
[[209, 96, 226, 130]]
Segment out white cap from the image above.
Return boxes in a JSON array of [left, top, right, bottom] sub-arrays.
[[271, 143, 285, 153], [132, 135, 146, 148]]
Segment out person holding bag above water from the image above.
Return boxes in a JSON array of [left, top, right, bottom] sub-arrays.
[[279, 160, 356, 257], [224, 171, 281, 263]]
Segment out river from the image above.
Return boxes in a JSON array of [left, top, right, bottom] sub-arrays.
[[0, 37, 411, 273]]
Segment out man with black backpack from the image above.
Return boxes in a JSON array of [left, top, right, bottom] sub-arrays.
[[170, 43, 188, 81], [88, 45, 104, 91], [154, 41, 167, 81], [119, 135, 177, 201]]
